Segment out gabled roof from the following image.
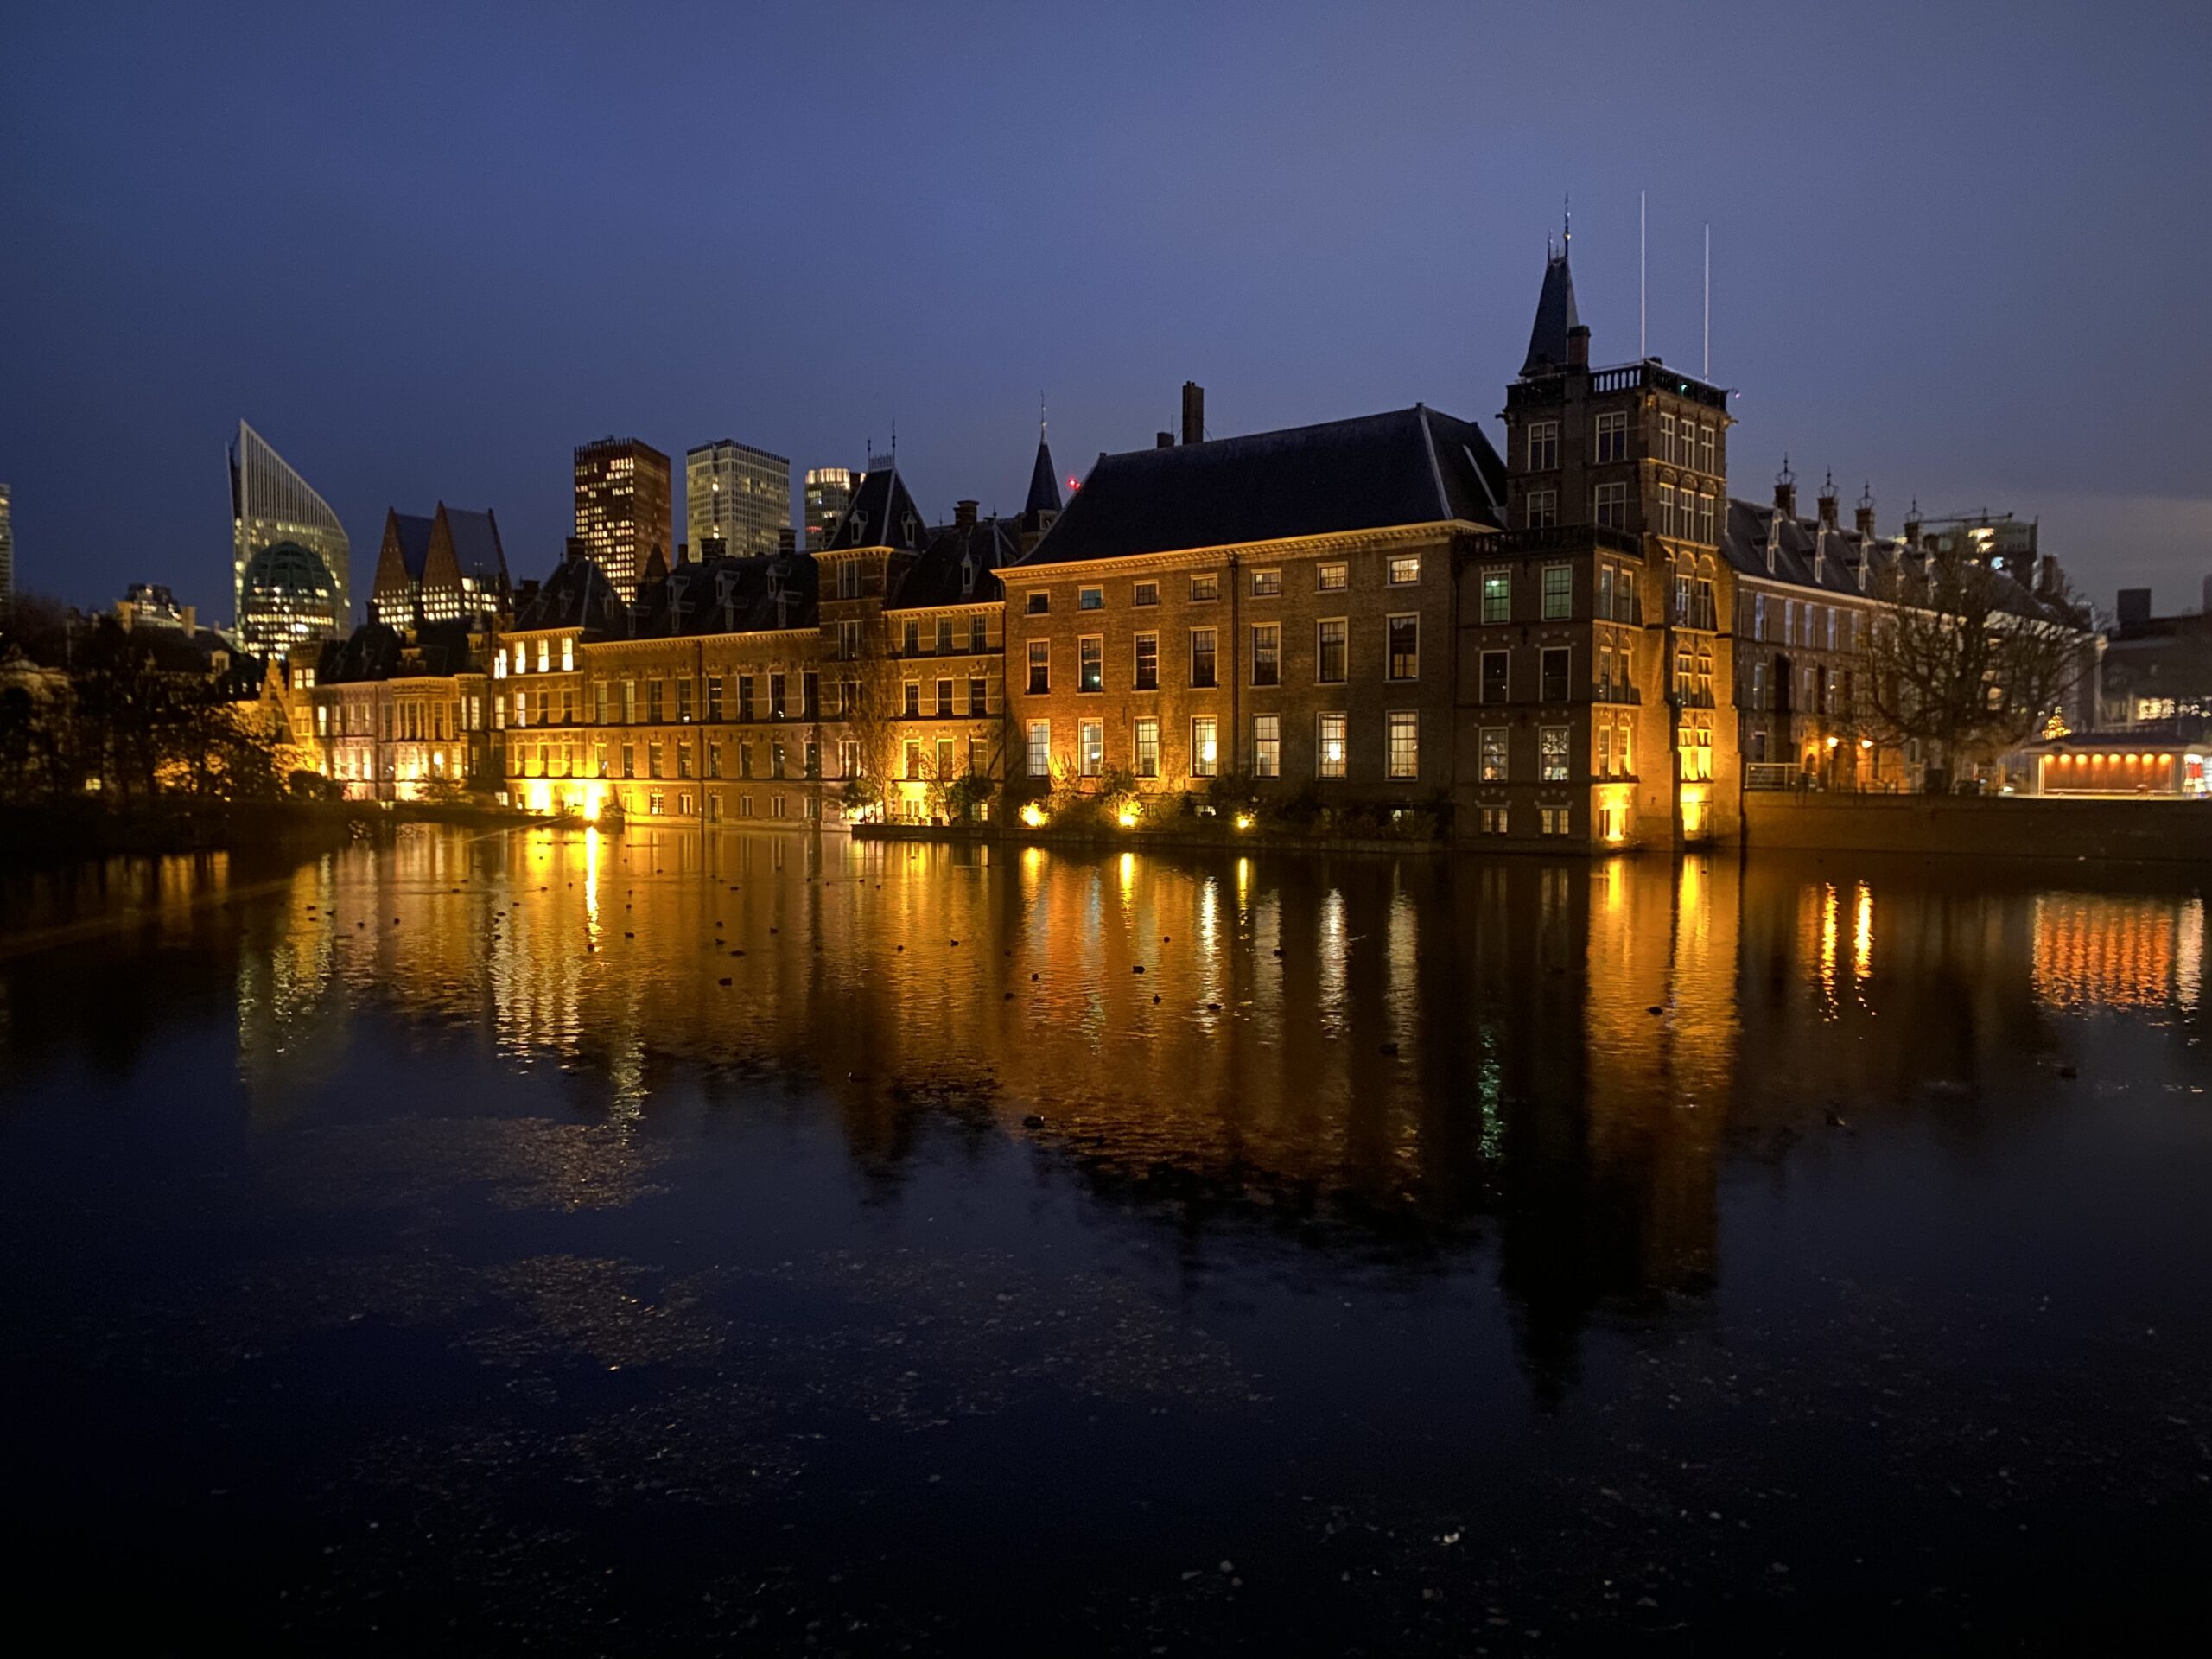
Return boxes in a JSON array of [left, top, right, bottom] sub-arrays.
[[1021, 436, 1061, 530], [512, 551, 628, 635], [630, 551, 820, 637], [438, 507, 506, 587], [823, 464, 931, 552], [1520, 245, 1581, 378], [386, 512, 435, 580], [890, 518, 1020, 611], [1015, 405, 1505, 567]]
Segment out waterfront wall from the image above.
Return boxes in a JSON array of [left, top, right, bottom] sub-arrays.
[[1742, 792, 2212, 862]]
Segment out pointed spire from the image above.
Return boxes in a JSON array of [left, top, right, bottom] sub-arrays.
[[1023, 425, 1062, 532], [1519, 234, 1582, 378]]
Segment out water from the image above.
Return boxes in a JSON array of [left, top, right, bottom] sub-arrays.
[[3, 826, 2209, 1652]]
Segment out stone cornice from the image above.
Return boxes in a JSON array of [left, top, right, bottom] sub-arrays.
[[1010, 521, 1474, 580]]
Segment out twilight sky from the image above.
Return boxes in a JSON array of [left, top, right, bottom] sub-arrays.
[[3, 1, 2209, 619]]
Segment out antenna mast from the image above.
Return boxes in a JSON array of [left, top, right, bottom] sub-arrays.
[[1638, 190, 1648, 359], [1703, 222, 1711, 379]]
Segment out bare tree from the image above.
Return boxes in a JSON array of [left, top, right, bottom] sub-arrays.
[[836, 610, 903, 818], [1859, 550, 2088, 791]]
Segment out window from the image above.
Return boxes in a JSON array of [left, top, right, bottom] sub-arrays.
[[648, 791, 664, 817], [1318, 713, 1346, 778], [1481, 650, 1509, 703], [1027, 720, 1050, 777], [1481, 806, 1509, 835], [903, 619, 921, 655], [1316, 618, 1346, 683], [1527, 420, 1558, 471], [1316, 562, 1347, 593], [677, 742, 694, 779], [1190, 628, 1217, 688], [1597, 722, 1611, 778], [649, 741, 664, 779], [1386, 711, 1419, 780], [1253, 714, 1280, 778], [1135, 718, 1160, 778], [936, 618, 956, 653], [1479, 727, 1508, 782], [1541, 646, 1570, 702], [1657, 482, 1677, 539], [1133, 632, 1159, 690], [647, 681, 664, 723], [1027, 640, 1049, 694], [708, 741, 723, 779], [677, 679, 693, 722], [536, 639, 550, 673], [1387, 615, 1419, 681], [560, 638, 574, 672], [1079, 720, 1103, 777], [1541, 565, 1572, 620], [1251, 569, 1281, 597], [935, 677, 953, 716], [1659, 412, 1676, 464], [837, 739, 859, 779], [1614, 569, 1637, 623], [1251, 623, 1280, 686], [1697, 491, 1715, 546], [737, 793, 755, 817], [1618, 720, 1632, 777], [1190, 573, 1219, 601], [1191, 716, 1218, 778], [1751, 660, 1769, 710], [1481, 570, 1510, 624], [1525, 489, 1558, 530], [1026, 591, 1049, 614], [770, 673, 787, 718], [1699, 423, 1717, 475], [970, 615, 988, 652], [1540, 807, 1570, 837], [1594, 480, 1628, 531], [903, 681, 921, 718], [968, 676, 988, 715], [1388, 555, 1421, 586], [1133, 580, 1159, 607], [706, 675, 723, 721], [1079, 636, 1103, 693], [1540, 726, 1570, 782], [837, 620, 861, 660], [1078, 586, 1103, 611], [735, 675, 753, 721], [771, 794, 788, 819], [513, 690, 527, 729], [1595, 410, 1627, 462]]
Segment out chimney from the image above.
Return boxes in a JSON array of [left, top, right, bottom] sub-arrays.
[[182, 604, 197, 635], [1904, 500, 1923, 549], [954, 499, 978, 531], [1156, 431, 1174, 449], [1567, 324, 1590, 369], [1816, 470, 1840, 530], [1773, 458, 1797, 520], [675, 540, 690, 565], [1854, 483, 1876, 541], [1181, 381, 1205, 445]]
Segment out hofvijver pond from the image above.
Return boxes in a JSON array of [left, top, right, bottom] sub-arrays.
[[3, 826, 2208, 1652]]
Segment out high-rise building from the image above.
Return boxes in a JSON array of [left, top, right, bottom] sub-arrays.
[[574, 436, 671, 602], [231, 422, 350, 644], [804, 467, 857, 550], [0, 482, 13, 622], [686, 440, 791, 562]]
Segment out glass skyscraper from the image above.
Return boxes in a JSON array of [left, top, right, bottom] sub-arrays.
[[231, 421, 350, 649], [804, 467, 857, 550], [685, 440, 791, 561], [574, 436, 672, 601]]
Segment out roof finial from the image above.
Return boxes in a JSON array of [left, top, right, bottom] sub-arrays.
[[890, 419, 897, 462], [1777, 454, 1796, 487], [1040, 392, 1047, 440], [1859, 480, 1875, 511], [1562, 193, 1571, 256]]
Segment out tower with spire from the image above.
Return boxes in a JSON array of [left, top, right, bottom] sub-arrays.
[[1020, 406, 1063, 553]]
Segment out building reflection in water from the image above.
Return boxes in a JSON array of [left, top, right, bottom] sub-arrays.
[[3, 829, 2205, 1398]]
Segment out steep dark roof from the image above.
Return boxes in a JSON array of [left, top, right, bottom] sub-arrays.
[[391, 513, 435, 579], [631, 552, 819, 636], [511, 553, 628, 635], [440, 507, 506, 586], [1021, 437, 1061, 528], [1015, 405, 1505, 567], [890, 518, 1020, 610], [823, 464, 931, 551], [1520, 247, 1581, 378], [319, 621, 405, 683], [1717, 498, 2064, 624]]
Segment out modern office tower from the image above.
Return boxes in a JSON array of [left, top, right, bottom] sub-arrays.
[[231, 422, 351, 639], [574, 436, 671, 602], [370, 504, 509, 627], [686, 440, 791, 561], [237, 540, 342, 656], [804, 467, 857, 550], [0, 482, 12, 621]]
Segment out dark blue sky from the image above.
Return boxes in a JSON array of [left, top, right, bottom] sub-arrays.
[[4, 1, 2208, 618]]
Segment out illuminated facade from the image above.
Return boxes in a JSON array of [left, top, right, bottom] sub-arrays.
[[804, 467, 856, 551], [573, 436, 672, 603], [231, 421, 351, 643], [291, 621, 495, 802], [369, 504, 509, 628], [686, 440, 791, 561]]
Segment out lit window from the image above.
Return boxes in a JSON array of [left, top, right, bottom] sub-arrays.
[[1133, 580, 1159, 607], [1079, 720, 1103, 776], [1135, 717, 1160, 778], [1540, 725, 1570, 781], [1541, 565, 1572, 620], [1079, 636, 1103, 693], [1027, 720, 1050, 777], [1316, 562, 1348, 593], [1253, 714, 1281, 778], [1386, 711, 1419, 780], [1388, 555, 1421, 586], [1479, 727, 1507, 782], [1191, 716, 1218, 778], [1190, 573, 1219, 602], [1481, 570, 1510, 623], [1251, 569, 1282, 597], [1318, 713, 1346, 779]]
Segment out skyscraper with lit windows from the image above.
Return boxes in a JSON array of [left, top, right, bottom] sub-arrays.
[[804, 467, 857, 550], [574, 436, 671, 601], [231, 421, 351, 642], [686, 440, 791, 561]]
